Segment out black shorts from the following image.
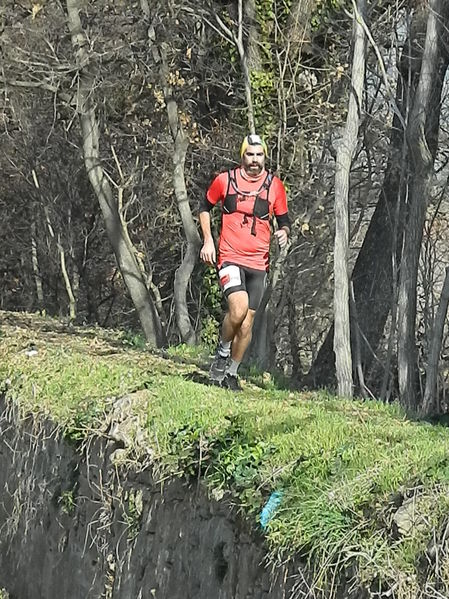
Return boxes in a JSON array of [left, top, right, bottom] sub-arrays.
[[218, 262, 268, 310]]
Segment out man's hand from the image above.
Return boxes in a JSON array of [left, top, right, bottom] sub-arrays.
[[200, 239, 216, 265], [274, 228, 289, 248]]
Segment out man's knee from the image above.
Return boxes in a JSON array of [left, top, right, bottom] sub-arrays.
[[239, 318, 254, 337], [228, 305, 248, 326], [236, 310, 256, 337]]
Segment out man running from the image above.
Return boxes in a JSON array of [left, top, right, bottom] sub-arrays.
[[199, 134, 290, 390]]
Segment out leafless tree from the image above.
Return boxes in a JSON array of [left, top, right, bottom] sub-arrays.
[[397, 0, 449, 409], [333, 0, 367, 398], [422, 266, 449, 415], [65, 0, 165, 346], [159, 43, 201, 344]]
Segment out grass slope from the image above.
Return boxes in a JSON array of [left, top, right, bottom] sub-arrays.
[[1, 311, 449, 598]]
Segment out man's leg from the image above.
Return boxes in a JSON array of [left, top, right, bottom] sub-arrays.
[[230, 308, 256, 362], [221, 305, 256, 390], [221, 290, 249, 343], [221, 266, 265, 388], [221, 309, 256, 391], [209, 290, 249, 382], [209, 290, 248, 383], [229, 266, 265, 363]]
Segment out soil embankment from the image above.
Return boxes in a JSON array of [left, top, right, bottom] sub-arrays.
[[0, 395, 299, 599]]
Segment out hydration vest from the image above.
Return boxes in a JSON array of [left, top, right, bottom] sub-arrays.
[[222, 168, 273, 236]]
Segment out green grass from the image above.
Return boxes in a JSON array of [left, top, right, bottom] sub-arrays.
[[2, 311, 449, 598]]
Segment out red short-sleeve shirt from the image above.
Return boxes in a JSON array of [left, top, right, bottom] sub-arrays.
[[206, 168, 288, 271]]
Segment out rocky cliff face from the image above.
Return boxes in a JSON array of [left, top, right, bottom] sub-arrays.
[[0, 396, 296, 599]]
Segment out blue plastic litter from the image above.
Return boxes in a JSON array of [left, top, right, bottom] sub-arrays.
[[259, 490, 284, 530]]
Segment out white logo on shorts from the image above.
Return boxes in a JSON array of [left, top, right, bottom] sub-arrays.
[[219, 265, 241, 291]]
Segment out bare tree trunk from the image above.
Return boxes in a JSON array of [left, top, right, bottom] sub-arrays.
[[398, 0, 449, 410], [58, 235, 76, 321], [287, 0, 314, 52], [350, 282, 368, 398], [422, 266, 449, 416], [238, 0, 255, 133], [288, 283, 302, 385], [31, 168, 76, 318], [65, 0, 164, 347], [244, 0, 261, 73], [212, 0, 255, 133], [305, 5, 442, 392], [250, 299, 269, 368], [333, 0, 366, 397], [42, 205, 77, 321], [160, 45, 201, 345], [30, 218, 44, 310], [69, 245, 80, 316], [248, 242, 288, 368]]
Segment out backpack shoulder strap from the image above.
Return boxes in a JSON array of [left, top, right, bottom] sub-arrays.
[[227, 168, 239, 194], [260, 172, 273, 192]]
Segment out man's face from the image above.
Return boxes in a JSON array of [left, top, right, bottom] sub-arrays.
[[241, 144, 265, 176]]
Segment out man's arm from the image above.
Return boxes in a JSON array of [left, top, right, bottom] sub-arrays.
[[199, 172, 226, 265], [272, 178, 290, 248], [274, 212, 290, 247], [199, 209, 216, 265]]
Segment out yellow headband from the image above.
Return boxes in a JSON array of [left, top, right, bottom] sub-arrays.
[[240, 134, 268, 158]]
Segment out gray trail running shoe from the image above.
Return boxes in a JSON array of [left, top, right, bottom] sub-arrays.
[[220, 373, 242, 391], [209, 351, 229, 383]]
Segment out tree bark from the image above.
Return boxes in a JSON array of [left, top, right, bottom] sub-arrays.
[[31, 169, 75, 317], [421, 267, 449, 416], [333, 0, 366, 398], [42, 204, 77, 321], [304, 4, 439, 391], [65, 0, 164, 347], [288, 284, 302, 385], [31, 218, 44, 311], [212, 0, 255, 133], [245, 0, 262, 73], [238, 0, 255, 134], [160, 45, 201, 345], [58, 235, 77, 321], [286, 0, 314, 68], [398, 0, 449, 410], [248, 242, 288, 368]]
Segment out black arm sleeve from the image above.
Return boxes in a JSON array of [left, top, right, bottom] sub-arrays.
[[199, 196, 215, 213], [276, 212, 291, 230]]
